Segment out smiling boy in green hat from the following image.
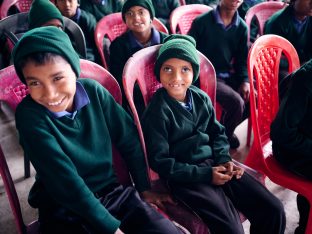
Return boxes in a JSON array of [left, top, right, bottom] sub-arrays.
[[13, 26, 182, 234], [142, 34, 286, 234]]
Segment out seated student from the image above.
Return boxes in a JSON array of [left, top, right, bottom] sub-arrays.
[[271, 59, 312, 234], [110, 0, 168, 110], [185, 0, 218, 8], [12, 26, 182, 234], [56, 0, 101, 64], [264, 0, 312, 80], [188, 0, 249, 149], [141, 34, 286, 234], [151, 0, 180, 30], [28, 0, 86, 59], [79, 0, 123, 21]]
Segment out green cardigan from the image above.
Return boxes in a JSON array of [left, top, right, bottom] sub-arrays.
[[141, 86, 232, 184], [79, 0, 123, 21], [15, 79, 150, 233], [189, 10, 249, 86], [264, 5, 312, 65], [271, 60, 312, 158]]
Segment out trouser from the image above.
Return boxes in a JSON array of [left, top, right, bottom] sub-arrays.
[[274, 146, 312, 234], [38, 185, 182, 234], [168, 172, 286, 234], [216, 79, 245, 137]]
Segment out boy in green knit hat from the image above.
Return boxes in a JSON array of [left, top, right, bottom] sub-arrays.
[[142, 34, 286, 234], [110, 0, 168, 112], [13, 26, 182, 234]]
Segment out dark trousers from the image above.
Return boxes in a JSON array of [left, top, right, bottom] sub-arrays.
[[168, 173, 286, 234], [38, 186, 182, 234], [216, 79, 245, 137], [274, 147, 312, 234]]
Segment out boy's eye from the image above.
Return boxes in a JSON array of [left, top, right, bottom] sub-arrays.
[[126, 11, 133, 17], [182, 66, 191, 73], [27, 81, 40, 87], [54, 76, 64, 81], [163, 66, 172, 72]]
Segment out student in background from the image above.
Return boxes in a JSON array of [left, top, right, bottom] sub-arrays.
[[109, 0, 168, 111], [79, 0, 123, 21], [271, 59, 312, 234], [142, 34, 286, 234], [265, 0, 312, 81], [188, 0, 249, 149], [56, 0, 101, 64], [151, 0, 180, 31], [185, 0, 218, 8], [13, 26, 182, 234]]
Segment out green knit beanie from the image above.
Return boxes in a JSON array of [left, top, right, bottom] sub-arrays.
[[28, 0, 64, 29], [154, 34, 200, 83], [122, 0, 155, 22], [13, 26, 80, 84]]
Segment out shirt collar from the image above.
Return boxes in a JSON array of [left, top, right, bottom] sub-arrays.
[[213, 6, 239, 31], [128, 28, 161, 49], [71, 8, 81, 22], [47, 81, 90, 119], [292, 14, 308, 34], [178, 89, 193, 112]]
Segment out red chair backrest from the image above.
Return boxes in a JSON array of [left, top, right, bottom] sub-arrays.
[[0, 59, 130, 234], [247, 35, 300, 148], [169, 4, 212, 34], [94, 12, 169, 69], [122, 44, 216, 180], [245, 1, 287, 44], [1, 0, 31, 19]]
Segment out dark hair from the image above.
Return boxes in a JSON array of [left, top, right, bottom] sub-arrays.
[[16, 52, 65, 81]]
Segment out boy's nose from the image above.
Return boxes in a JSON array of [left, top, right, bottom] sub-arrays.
[[44, 86, 57, 99]]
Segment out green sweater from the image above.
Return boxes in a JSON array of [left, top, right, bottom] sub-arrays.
[[271, 60, 312, 158], [141, 86, 232, 183], [152, 0, 180, 29], [189, 10, 249, 86], [15, 79, 150, 233], [264, 5, 312, 65], [79, 0, 123, 21]]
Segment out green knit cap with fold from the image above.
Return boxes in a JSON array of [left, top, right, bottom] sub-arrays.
[[28, 0, 64, 29], [122, 0, 155, 22], [13, 26, 80, 84], [154, 34, 200, 83]]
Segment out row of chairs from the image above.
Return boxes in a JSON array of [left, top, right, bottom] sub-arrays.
[[1, 33, 312, 234]]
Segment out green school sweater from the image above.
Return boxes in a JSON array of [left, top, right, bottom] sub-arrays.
[[264, 5, 312, 65], [141, 86, 232, 183], [271, 59, 312, 158], [15, 79, 150, 233], [80, 0, 123, 21], [188, 10, 249, 86]]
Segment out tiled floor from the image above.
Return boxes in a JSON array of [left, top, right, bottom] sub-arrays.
[[0, 103, 299, 234]]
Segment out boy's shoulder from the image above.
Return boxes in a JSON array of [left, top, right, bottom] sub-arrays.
[[79, 8, 97, 24]]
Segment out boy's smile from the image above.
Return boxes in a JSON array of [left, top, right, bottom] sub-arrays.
[[160, 58, 193, 102], [22, 56, 77, 113]]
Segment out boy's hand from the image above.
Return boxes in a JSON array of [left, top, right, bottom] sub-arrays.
[[239, 82, 250, 102], [220, 161, 234, 176], [232, 164, 244, 179], [211, 165, 232, 185], [140, 190, 177, 211]]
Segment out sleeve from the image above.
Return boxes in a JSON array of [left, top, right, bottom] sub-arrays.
[[109, 37, 128, 87], [233, 23, 249, 84], [15, 106, 120, 234], [271, 72, 312, 155], [203, 95, 232, 164], [97, 86, 151, 192]]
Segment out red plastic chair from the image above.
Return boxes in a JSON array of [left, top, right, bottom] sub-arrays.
[[169, 4, 212, 34], [0, 59, 133, 233], [245, 1, 287, 45], [245, 34, 312, 234], [94, 12, 169, 70]]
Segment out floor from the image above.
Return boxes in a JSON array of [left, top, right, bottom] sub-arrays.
[[0, 102, 299, 234]]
